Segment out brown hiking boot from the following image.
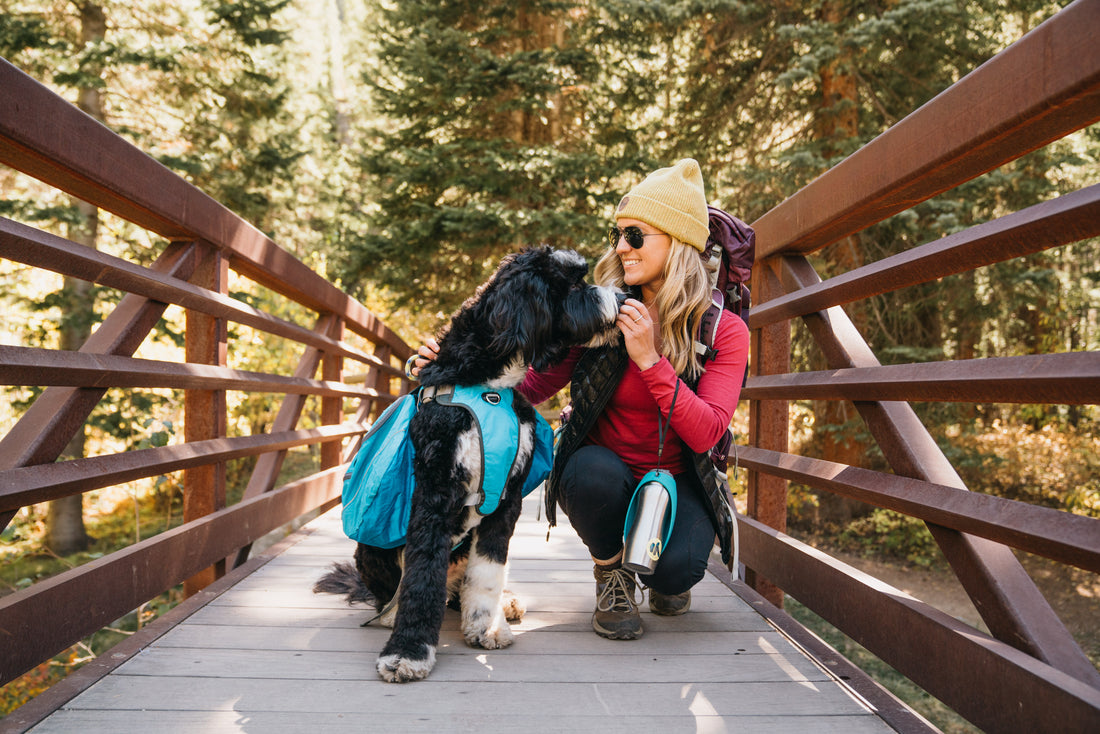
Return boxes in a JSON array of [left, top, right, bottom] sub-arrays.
[[649, 589, 691, 616], [593, 563, 643, 640]]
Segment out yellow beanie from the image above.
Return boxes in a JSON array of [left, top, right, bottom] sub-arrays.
[[615, 158, 709, 251]]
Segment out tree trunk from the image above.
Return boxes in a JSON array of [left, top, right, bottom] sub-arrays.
[[809, 2, 874, 526], [326, 0, 351, 146], [45, 1, 105, 555]]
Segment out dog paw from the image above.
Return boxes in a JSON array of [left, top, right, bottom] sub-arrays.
[[465, 621, 514, 650], [376, 646, 436, 683], [501, 589, 526, 622]]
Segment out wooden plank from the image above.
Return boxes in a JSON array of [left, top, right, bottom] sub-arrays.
[[52, 677, 883, 718], [150, 625, 796, 658], [184, 605, 773, 634], [112, 647, 831, 685], [27, 710, 894, 734]]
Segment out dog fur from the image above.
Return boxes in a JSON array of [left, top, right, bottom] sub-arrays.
[[316, 246, 621, 682]]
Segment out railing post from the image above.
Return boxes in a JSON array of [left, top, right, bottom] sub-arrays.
[[183, 241, 228, 596], [321, 316, 345, 471], [746, 256, 790, 606]]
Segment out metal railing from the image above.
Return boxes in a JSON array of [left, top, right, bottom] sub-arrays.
[[0, 1, 1098, 731], [0, 56, 413, 692], [738, 1, 1100, 730]]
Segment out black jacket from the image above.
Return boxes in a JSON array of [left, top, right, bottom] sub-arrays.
[[545, 342, 737, 567]]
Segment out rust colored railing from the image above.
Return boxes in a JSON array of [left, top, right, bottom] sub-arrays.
[[739, 2, 1100, 731], [1, 2, 1099, 731], [0, 57, 413, 692]]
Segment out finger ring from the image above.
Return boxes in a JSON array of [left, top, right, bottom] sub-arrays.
[[633, 316, 643, 322], [404, 355, 419, 381]]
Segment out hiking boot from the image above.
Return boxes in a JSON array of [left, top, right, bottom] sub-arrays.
[[592, 563, 643, 640], [649, 589, 691, 616]]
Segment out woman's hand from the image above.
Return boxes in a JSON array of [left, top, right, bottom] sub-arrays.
[[404, 338, 440, 379], [617, 298, 661, 371]]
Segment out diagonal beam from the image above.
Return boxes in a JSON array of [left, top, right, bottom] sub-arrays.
[[0, 217, 391, 373], [0, 241, 196, 533], [780, 254, 1100, 686]]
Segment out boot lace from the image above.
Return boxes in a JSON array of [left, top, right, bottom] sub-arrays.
[[596, 567, 641, 613]]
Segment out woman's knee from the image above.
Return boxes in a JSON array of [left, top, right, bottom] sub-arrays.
[[646, 505, 713, 594], [557, 445, 634, 515]]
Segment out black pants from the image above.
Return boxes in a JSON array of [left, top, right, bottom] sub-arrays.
[[555, 445, 714, 595]]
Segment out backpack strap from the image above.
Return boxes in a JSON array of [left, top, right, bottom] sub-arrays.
[[694, 289, 724, 364]]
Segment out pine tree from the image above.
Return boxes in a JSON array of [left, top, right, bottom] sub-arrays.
[[337, 0, 667, 315]]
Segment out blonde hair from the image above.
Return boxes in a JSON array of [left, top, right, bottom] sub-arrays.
[[594, 239, 715, 379]]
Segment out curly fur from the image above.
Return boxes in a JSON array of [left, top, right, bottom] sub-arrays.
[[316, 246, 620, 683]]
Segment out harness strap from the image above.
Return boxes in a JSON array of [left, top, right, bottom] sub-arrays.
[[694, 290, 723, 362]]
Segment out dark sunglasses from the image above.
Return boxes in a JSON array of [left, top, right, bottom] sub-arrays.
[[608, 225, 666, 249]]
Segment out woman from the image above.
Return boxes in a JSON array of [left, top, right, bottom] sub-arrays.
[[410, 159, 749, 640]]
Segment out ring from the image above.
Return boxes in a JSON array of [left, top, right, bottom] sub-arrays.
[[404, 355, 419, 381], [633, 316, 643, 322]]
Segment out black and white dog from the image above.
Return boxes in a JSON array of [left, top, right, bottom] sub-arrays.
[[317, 245, 621, 682]]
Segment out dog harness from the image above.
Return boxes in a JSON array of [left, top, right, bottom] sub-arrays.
[[341, 384, 553, 548]]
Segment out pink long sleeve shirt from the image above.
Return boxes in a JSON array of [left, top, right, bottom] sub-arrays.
[[519, 314, 750, 479]]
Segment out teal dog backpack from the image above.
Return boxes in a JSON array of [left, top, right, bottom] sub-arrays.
[[341, 385, 554, 548]]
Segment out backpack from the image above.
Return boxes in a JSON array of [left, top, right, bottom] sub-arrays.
[[696, 205, 755, 364], [695, 205, 755, 475], [341, 385, 554, 548]]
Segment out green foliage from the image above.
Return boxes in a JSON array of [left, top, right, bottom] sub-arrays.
[[337, 0, 754, 315], [837, 509, 941, 567], [951, 421, 1100, 516], [207, 0, 292, 46]]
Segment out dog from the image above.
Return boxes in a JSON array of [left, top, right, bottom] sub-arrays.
[[316, 245, 622, 682]]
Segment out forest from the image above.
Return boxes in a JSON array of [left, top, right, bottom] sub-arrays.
[[0, 0, 1097, 727]]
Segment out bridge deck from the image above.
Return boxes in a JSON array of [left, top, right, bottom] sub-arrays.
[[24, 495, 905, 733]]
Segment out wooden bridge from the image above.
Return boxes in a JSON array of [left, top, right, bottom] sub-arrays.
[[7, 497, 916, 733], [2, 3, 1100, 732]]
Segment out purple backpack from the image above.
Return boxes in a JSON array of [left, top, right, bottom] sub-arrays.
[[697, 205, 755, 473], [697, 205, 755, 362]]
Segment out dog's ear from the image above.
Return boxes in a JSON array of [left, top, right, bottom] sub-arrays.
[[485, 259, 554, 365]]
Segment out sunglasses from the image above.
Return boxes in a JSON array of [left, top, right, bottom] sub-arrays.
[[608, 225, 667, 249]]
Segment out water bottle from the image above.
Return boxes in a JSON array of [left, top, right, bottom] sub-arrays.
[[622, 470, 676, 575]]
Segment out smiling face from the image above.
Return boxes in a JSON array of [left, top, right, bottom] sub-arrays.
[[614, 217, 671, 299]]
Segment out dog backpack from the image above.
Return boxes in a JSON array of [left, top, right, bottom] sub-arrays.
[[341, 385, 554, 549], [695, 205, 755, 474]]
